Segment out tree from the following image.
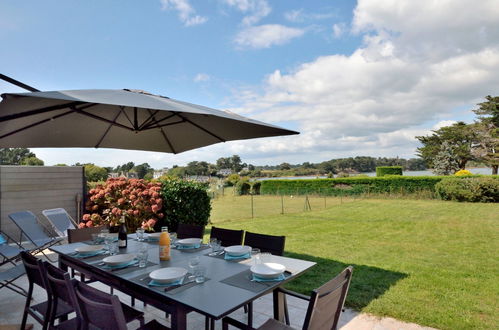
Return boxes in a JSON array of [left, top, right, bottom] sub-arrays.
[[416, 122, 476, 171], [84, 164, 108, 182], [472, 96, 499, 175], [115, 162, 135, 173], [185, 161, 209, 175], [20, 156, 44, 166], [431, 141, 461, 175], [0, 148, 37, 165], [279, 162, 291, 170], [133, 163, 153, 179]]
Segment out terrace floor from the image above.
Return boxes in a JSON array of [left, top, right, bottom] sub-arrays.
[[0, 251, 436, 330]]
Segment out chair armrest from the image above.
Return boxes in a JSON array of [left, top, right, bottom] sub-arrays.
[[277, 287, 311, 301], [222, 317, 255, 330]]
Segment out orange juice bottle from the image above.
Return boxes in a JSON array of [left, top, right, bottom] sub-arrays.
[[159, 226, 170, 261]]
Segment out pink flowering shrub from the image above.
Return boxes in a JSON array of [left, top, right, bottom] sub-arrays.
[[80, 178, 164, 232]]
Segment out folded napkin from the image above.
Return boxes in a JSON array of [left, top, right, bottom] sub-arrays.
[[102, 259, 138, 269], [176, 244, 201, 250], [148, 278, 183, 287], [252, 273, 286, 282], [224, 252, 251, 260], [73, 250, 106, 258]]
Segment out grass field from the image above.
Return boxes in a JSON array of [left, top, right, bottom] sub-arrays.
[[208, 192, 499, 329]]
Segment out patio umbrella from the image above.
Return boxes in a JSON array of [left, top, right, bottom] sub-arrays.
[[0, 89, 298, 153]]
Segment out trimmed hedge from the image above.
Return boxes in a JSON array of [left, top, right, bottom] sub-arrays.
[[376, 166, 403, 177], [160, 179, 211, 231], [435, 177, 499, 202], [260, 176, 454, 196]]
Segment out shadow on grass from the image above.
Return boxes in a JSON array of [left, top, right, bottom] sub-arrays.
[[283, 251, 408, 310]]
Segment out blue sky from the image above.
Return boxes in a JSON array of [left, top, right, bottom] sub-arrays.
[[1, 0, 499, 168]]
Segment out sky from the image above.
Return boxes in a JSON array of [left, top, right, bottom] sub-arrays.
[[1, 0, 499, 169]]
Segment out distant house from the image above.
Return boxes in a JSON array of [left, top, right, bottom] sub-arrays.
[[217, 168, 232, 176], [188, 175, 211, 183], [153, 168, 169, 179], [107, 171, 138, 179]]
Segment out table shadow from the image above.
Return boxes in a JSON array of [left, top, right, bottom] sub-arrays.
[[283, 251, 408, 310]]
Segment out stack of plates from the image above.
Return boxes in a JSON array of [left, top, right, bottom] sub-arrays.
[[102, 254, 136, 266], [250, 263, 286, 279], [75, 245, 104, 255], [176, 238, 202, 248], [224, 245, 251, 257], [149, 267, 188, 284]]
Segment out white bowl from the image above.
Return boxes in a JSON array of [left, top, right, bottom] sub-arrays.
[[250, 263, 286, 279], [224, 245, 251, 257], [75, 245, 104, 254], [102, 254, 136, 266], [149, 267, 188, 284], [177, 238, 202, 247], [147, 233, 162, 240]]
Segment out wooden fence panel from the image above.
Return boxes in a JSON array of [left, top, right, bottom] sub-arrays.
[[0, 166, 85, 239]]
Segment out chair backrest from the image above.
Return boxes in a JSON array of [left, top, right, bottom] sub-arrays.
[[45, 262, 78, 308], [210, 226, 244, 247], [303, 266, 353, 330], [74, 281, 128, 330], [9, 211, 53, 246], [67, 226, 103, 243], [244, 231, 286, 256], [20, 251, 47, 289], [42, 208, 77, 237], [177, 223, 204, 239]]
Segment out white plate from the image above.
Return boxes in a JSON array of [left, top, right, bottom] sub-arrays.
[[102, 254, 136, 266], [75, 245, 104, 254], [224, 245, 251, 257], [147, 233, 162, 240], [149, 267, 188, 284], [250, 263, 286, 279], [177, 238, 202, 247]]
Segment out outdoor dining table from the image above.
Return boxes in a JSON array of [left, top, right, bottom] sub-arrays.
[[50, 238, 316, 330]]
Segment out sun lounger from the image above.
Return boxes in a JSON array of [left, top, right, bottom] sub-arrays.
[[42, 208, 77, 237]]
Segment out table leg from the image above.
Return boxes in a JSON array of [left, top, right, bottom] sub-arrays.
[[170, 305, 188, 330], [273, 289, 286, 322]]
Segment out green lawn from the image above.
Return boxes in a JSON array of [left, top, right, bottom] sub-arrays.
[[208, 195, 499, 330]]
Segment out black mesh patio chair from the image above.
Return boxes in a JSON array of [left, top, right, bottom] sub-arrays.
[[243, 231, 286, 256], [242, 231, 286, 326], [210, 226, 244, 247], [177, 223, 205, 239], [74, 280, 168, 330], [44, 262, 81, 330], [42, 208, 77, 238], [9, 211, 64, 262], [222, 266, 354, 330], [20, 251, 73, 330], [0, 262, 27, 297]]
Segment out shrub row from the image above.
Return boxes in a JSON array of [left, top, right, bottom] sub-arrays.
[[260, 176, 456, 196], [435, 177, 498, 202], [376, 166, 403, 177]]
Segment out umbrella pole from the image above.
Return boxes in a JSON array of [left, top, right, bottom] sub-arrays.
[[0, 73, 40, 92]]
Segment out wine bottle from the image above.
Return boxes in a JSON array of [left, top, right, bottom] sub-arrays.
[[118, 216, 127, 249]]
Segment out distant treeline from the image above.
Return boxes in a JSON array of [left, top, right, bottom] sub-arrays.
[[251, 157, 427, 177]]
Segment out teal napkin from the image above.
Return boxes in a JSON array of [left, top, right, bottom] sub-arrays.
[[148, 278, 183, 287], [176, 244, 201, 250], [252, 273, 286, 282], [224, 252, 251, 260], [102, 259, 137, 269], [74, 250, 106, 258]]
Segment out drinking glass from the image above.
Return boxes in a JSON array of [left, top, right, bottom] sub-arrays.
[[260, 252, 272, 264], [209, 238, 221, 254], [137, 242, 148, 267], [136, 228, 145, 242], [194, 265, 206, 283], [169, 232, 177, 246], [106, 236, 118, 255], [188, 256, 200, 280], [91, 233, 100, 244], [251, 248, 261, 265]]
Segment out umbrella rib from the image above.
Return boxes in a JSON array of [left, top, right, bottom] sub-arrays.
[[0, 110, 75, 139], [119, 106, 135, 128], [0, 101, 84, 122], [138, 110, 162, 130], [74, 108, 134, 131], [94, 108, 123, 148], [142, 112, 180, 130], [176, 113, 226, 142], [146, 109, 176, 153]]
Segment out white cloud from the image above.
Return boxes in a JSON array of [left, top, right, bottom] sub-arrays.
[[194, 73, 210, 82], [284, 9, 303, 23], [332, 23, 346, 38], [222, 0, 271, 26], [224, 0, 499, 161], [234, 24, 305, 49], [160, 0, 207, 26], [284, 9, 336, 23]]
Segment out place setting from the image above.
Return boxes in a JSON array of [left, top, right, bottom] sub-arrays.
[[67, 244, 107, 259], [172, 238, 210, 252]]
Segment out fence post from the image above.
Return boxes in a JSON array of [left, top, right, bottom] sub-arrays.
[[304, 195, 311, 211], [281, 194, 284, 214]]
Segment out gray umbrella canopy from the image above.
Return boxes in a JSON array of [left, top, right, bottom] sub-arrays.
[[0, 89, 298, 153]]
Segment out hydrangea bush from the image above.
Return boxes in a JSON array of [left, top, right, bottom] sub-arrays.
[[80, 178, 164, 232]]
